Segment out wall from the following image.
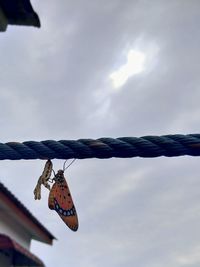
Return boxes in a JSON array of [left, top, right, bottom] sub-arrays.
[[0, 209, 31, 249]]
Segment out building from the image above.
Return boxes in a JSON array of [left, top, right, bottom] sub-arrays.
[[0, 182, 55, 267], [0, 0, 40, 31]]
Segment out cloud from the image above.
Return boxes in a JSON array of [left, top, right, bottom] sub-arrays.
[[176, 246, 200, 266]]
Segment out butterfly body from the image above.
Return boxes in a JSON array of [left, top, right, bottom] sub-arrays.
[[48, 169, 79, 231]]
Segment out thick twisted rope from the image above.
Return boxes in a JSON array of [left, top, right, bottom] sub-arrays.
[[0, 134, 200, 160]]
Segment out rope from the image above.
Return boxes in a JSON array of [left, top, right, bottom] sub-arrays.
[[0, 134, 200, 160]]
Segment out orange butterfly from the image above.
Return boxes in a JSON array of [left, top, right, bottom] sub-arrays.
[[48, 159, 78, 231]]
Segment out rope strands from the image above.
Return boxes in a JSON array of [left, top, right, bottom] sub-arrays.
[[0, 134, 200, 160]]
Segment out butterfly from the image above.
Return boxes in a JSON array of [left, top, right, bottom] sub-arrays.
[[34, 159, 78, 231], [48, 160, 79, 231]]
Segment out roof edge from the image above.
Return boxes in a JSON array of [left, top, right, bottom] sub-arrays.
[[0, 183, 55, 244]]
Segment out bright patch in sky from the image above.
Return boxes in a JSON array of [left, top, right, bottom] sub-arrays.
[[110, 50, 145, 88]]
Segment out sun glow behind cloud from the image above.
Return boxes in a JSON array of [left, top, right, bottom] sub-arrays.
[[110, 50, 146, 89]]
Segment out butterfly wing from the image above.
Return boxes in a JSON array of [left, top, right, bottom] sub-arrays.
[[48, 178, 78, 231]]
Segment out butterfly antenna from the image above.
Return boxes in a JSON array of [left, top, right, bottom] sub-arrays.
[[63, 159, 76, 171], [63, 160, 68, 171]]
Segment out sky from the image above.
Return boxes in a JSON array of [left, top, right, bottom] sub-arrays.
[[1, 0, 200, 266]]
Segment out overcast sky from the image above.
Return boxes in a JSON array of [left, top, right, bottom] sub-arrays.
[[1, 1, 200, 266]]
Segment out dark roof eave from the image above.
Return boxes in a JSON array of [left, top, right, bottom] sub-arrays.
[[0, 0, 40, 28], [7, 13, 40, 28]]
